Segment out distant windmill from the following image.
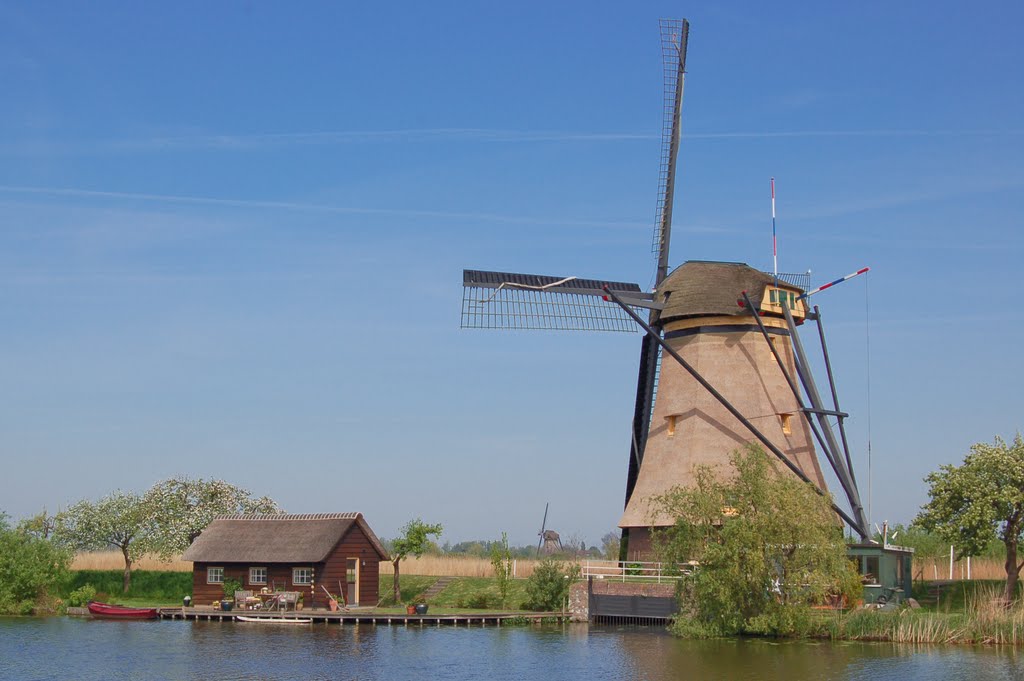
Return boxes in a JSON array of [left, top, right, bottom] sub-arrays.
[[535, 503, 562, 557], [462, 19, 870, 559]]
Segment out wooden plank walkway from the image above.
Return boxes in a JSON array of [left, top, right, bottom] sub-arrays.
[[159, 608, 566, 626]]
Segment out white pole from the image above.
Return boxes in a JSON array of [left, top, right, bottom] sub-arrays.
[[967, 556, 971, 580], [513, 559, 517, 579], [949, 545, 954, 580]]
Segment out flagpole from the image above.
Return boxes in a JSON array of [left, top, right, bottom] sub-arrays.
[[771, 177, 778, 286]]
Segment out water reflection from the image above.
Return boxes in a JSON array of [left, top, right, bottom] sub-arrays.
[[1, 617, 1021, 681]]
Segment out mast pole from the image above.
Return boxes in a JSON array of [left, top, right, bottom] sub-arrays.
[[771, 177, 778, 286]]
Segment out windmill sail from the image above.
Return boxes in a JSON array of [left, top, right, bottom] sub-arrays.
[[623, 19, 690, 519], [461, 270, 653, 332]]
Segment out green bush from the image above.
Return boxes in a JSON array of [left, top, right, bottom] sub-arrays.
[[0, 515, 72, 614], [524, 559, 579, 611], [66, 584, 97, 608], [460, 593, 496, 609]]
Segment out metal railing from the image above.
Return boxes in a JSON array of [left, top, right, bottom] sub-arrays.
[[580, 559, 695, 583]]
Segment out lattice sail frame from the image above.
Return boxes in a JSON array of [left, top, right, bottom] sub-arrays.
[[461, 270, 651, 332]]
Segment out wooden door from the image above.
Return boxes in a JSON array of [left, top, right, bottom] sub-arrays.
[[346, 558, 359, 606]]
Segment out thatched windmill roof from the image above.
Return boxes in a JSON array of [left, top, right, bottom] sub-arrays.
[[657, 261, 802, 323], [181, 513, 389, 563]]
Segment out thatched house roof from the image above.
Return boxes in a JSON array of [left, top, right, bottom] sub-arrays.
[[658, 261, 802, 323], [181, 513, 389, 563]]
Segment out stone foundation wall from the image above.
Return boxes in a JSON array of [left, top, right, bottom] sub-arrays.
[[568, 578, 677, 622]]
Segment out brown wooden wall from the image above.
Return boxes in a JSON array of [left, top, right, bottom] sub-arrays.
[[320, 525, 380, 607], [189, 525, 381, 608], [191, 563, 319, 607]]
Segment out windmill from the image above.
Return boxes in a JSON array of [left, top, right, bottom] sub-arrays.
[[535, 502, 562, 557], [461, 19, 870, 559]]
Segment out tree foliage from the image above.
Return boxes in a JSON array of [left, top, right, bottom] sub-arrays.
[[490, 532, 513, 608], [389, 518, 443, 602], [524, 558, 580, 611], [916, 434, 1024, 602], [656, 445, 861, 637], [52, 478, 280, 593], [600, 531, 621, 561], [54, 491, 149, 593], [141, 477, 282, 559], [0, 513, 71, 614]]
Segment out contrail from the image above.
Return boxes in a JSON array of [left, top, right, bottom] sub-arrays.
[[0, 184, 648, 230], [2, 127, 1019, 155]]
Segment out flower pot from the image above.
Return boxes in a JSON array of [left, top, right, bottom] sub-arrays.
[[406, 605, 416, 615], [183, 596, 191, 608], [415, 604, 428, 615], [328, 599, 338, 612], [221, 601, 234, 612]]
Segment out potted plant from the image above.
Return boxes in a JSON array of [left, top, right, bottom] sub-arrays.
[[414, 595, 428, 615], [406, 599, 417, 615], [222, 577, 243, 611]]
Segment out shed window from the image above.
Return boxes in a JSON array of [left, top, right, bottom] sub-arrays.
[[249, 567, 267, 585], [292, 568, 312, 585], [861, 556, 880, 584], [207, 567, 224, 584]]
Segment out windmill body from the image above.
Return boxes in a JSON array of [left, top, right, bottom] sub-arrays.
[[618, 262, 827, 557], [460, 19, 870, 553]]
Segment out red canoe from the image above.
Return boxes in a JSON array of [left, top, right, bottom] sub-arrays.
[[87, 601, 159, 620]]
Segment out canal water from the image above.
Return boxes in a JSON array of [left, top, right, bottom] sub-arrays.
[[1, 617, 1021, 680]]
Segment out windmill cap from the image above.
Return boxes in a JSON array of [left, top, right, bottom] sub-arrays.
[[657, 261, 804, 323]]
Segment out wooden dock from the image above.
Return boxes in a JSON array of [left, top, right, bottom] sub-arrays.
[[159, 608, 566, 626]]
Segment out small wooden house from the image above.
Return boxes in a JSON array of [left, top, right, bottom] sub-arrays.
[[847, 543, 914, 604], [182, 513, 388, 608]]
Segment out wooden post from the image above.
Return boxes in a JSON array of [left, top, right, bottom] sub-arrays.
[[949, 545, 954, 580]]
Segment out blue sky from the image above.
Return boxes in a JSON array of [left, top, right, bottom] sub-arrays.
[[1, 2, 1021, 548]]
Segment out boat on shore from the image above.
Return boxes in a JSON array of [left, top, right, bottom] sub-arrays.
[[235, 615, 312, 624], [87, 601, 159, 620]]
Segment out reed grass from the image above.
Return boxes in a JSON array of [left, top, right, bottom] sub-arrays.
[[72, 552, 192, 572], [914, 556, 1004, 581], [379, 555, 546, 578], [824, 585, 1024, 644]]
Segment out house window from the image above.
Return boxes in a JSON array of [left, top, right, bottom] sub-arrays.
[[207, 567, 224, 584], [768, 336, 779, 362], [666, 415, 677, 437], [780, 413, 792, 435], [292, 567, 312, 585], [249, 567, 267, 585]]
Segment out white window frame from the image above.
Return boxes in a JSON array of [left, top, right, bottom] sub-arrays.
[[207, 566, 224, 584], [249, 566, 267, 585], [292, 567, 312, 585]]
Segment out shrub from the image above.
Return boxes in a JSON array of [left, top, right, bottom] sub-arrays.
[[460, 594, 496, 609], [66, 584, 97, 608], [524, 559, 579, 611], [0, 514, 72, 614]]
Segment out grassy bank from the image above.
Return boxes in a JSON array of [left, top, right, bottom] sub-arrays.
[[376, 575, 533, 609]]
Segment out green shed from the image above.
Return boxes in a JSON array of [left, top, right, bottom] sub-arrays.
[[847, 543, 913, 604]]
